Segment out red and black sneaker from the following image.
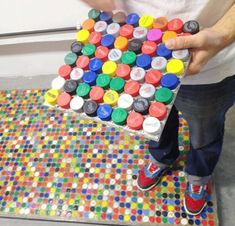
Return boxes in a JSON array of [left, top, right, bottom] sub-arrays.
[[137, 161, 168, 191], [183, 182, 209, 215]]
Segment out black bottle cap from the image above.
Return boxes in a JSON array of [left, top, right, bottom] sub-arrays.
[[133, 98, 150, 115], [71, 41, 83, 56], [183, 20, 200, 34], [64, 80, 78, 95], [83, 100, 98, 117], [128, 39, 143, 54]]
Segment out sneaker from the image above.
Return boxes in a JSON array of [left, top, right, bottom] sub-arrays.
[[183, 182, 208, 215], [137, 161, 168, 191]]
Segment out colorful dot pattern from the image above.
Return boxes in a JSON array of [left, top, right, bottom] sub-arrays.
[[0, 89, 217, 225]]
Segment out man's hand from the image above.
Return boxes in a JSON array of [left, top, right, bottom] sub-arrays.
[[81, 0, 116, 12]]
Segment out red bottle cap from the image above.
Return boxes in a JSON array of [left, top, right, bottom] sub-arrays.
[[141, 41, 157, 57], [89, 86, 105, 103], [116, 64, 131, 80], [89, 31, 102, 46], [145, 70, 162, 87], [127, 111, 144, 130], [76, 55, 90, 70], [57, 92, 72, 109], [124, 80, 140, 97], [120, 24, 134, 39], [149, 102, 167, 120], [58, 65, 72, 80], [168, 18, 184, 33], [95, 46, 110, 61]]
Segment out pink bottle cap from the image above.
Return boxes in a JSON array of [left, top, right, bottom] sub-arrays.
[[147, 29, 162, 44]]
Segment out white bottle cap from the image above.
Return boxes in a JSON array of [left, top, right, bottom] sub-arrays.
[[143, 117, 161, 135], [108, 48, 122, 63], [133, 26, 148, 41], [139, 84, 155, 100], [118, 94, 134, 111], [70, 67, 84, 81], [151, 57, 167, 72], [130, 67, 146, 83], [107, 23, 120, 37], [172, 49, 190, 61], [51, 76, 66, 91], [70, 96, 84, 112], [94, 21, 108, 35]]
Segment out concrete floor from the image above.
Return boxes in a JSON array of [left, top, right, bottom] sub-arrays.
[[0, 75, 235, 226]]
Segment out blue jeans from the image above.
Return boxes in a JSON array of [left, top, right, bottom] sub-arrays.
[[149, 75, 235, 184]]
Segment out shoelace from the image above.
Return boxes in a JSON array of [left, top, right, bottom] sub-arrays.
[[148, 163, 159, 174], [191, 184, 203, 195]]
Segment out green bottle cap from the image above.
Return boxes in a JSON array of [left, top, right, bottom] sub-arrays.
[[111, 108, 128, 125], [88, 9, 101, 21], [121, 51, 137, 66], [155, 87, 173, 104], [96, 74, 111, 89], [76, 83, 91, 98], [110, 77, 125, 93], [64, 52, 77, 65], [82, 44, 96, 57]]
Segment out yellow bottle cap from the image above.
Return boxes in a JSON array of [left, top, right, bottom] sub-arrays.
[[139, 15, 154, 30], [166, 59, 184, 75], [45, 89, 59, 105], [102, 61, 117, 77], [162, 30, 177, 43], [76, 29, 90, 44], [103, 90, 119, 106], [114, 36, 128, 51]]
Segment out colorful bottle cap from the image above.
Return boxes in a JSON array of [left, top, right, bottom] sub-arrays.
[[161, 73, 180, 90], [136, 54, 151, 69], [89, 58, 103, 74], [100, 11, 113, 24], [183, 20, 200, 34], [83, 71, 97, 86], [76, 83, 91, 98], [149, 102, 167, 120], [172, 49, 190, 61], [114, 36, 128, 51], [64, 52, 77, 66], [108, 48, 122, 63], [94, 21, 108, 34], [139, 15, 154, 30], [139, 84, 156, 100], [70, 67, 84, 81], [110, 77, 125, 93], [127, 112, 144, 130], [89, 32, 102, 46], [101, 34, 115, 49], [157, 44, 172, 59], [45, 89, 59, 105], [116, 64, 131, 80], [120, 24, 134, 39], [128, 39, 143, 54], [58, 65, 72, 80], [147, 29, 162, 44], [102, 61, 117, 77], [89, 86, 105, 103], [133, 26, 148, 41], [141, 41, 157, 56], [63, 80, 78, 95], [151, 56, 167, 72], [168, 18, 184, 33], [82, 18, 96, 32], [57, 92, 72, 109], [103, 90, 119, 106], [107, 23, 121, 37], [113, 11, 127, 25], [130, 67, 146, 83], [82, 44, 96, 58], [166, 59, 184, 76], [88, 9, 101, 21], [83, 100, 98, 117], [70, 96, 84, 113], [118, 94, 134, 111], [97, 104, 113, 121], [76, 29, 90, 44], [124, 80, 140, 97], [145, 70, 162, 87], [162, 31, 177, 43], [95, 46, 109, 61], [126, 13, 140, 27], [153, 17, 168, 31], [121, 51, 137, 66], [76, 55, 90, 70], [71, 41, 83, 55], [112, 108, 128, 125], [51, 76, 66, 91], [155, 87, 173, 105], [96, 73, 111, 89], [133, 97, 150, 115], [143, 117, 161, 135]]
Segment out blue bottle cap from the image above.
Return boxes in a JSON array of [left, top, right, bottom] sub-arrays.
[[97, 104, 113, 121], [101, 34, 115, 49], [83, 71, 97, 86], [161, 73, 180, 90], [100, 12, 113, 24], [89, 58, 103, 73], [136, 54, 152, 70], [157, 44, 172, 59], [126, 13, 140, 27]]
